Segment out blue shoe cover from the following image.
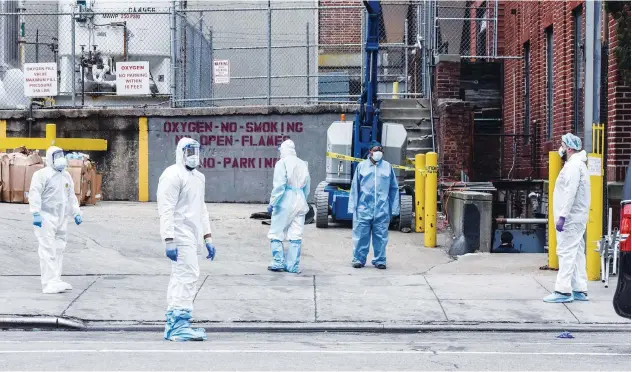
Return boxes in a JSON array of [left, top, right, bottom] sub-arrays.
[[285, 240, 302, 273], [543, 292, 574, 303], [572, 291, 589, 301], [164, 309, 207, 342]]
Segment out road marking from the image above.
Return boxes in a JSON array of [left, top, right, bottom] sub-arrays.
[[0, 350, 628, 356]]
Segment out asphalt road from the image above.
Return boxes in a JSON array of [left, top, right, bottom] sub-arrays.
[[0, 331, 629, 371]]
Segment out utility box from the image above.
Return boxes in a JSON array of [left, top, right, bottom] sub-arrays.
[[446, 191, 493, 253]]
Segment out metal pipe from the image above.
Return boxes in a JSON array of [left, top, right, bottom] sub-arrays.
[[71, 10, 76, 107], [493, 0, 498, 57], [170, 0, 177, 108], [209, 27, 213, 103], [496, 218, 547, 224], [404, 18, 409, 97], [266, 0, 272, 105], [35, 29, 39, 63], [306, 22, 310, 104]]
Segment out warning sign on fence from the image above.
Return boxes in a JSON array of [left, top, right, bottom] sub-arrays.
[[23, 63, 58, 97], [116, 61, 150, 95], [213, 60, 230, 84]]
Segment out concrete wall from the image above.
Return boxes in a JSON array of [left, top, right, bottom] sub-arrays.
[[0, 104, 355, 202]]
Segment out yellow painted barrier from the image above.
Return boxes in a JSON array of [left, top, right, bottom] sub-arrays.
[[548, 152, 562, 269], [138, 117, 149, 202], [415, 154, 426, 233], [424, 152, 438, 247], [586, 124, 605, 281], [392, 81, 399, 99], [0, 123, 107, 151], [0, 120, 6, 153]]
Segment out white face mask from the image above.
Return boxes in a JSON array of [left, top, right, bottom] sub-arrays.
[[558, 146, 568, 160], [53, 157, 67, 171], [372, 151, 383, 162], [185, 155, 200, 169]]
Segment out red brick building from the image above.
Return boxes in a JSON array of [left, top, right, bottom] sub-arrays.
[[500, 0, 630, 185]]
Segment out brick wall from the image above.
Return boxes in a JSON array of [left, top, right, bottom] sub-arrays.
[[436, 100, 475, 181], [435, 58, 461, 100], [318, 0, 362, 53], [499, 1, 630, 182], [606, 12, 631, 182]]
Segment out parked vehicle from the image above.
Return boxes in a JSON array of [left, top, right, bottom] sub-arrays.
[[613, 163, 630, 319]]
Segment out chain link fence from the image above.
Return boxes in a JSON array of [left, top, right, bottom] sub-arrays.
[[0, 0, 504, 109]]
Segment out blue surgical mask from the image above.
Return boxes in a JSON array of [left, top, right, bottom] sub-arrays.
[[372, 151, 383, 162]]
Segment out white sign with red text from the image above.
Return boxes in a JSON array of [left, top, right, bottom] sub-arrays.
[[23, 63, 58, 97], [213, 60, 230, 84], [116, 61, 150, 95]]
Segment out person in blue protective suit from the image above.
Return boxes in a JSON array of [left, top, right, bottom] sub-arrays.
[[348, 141, 400, 269], [543, 133, 591, 303], [29, 146, 82, 294], [157, 137, 216, 341], [266, 139, 311, 273]]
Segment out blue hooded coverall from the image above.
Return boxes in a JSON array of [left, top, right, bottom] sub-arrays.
[[348, 156, 400, 266]]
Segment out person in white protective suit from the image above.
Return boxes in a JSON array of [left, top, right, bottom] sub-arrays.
[[543, 133, 591, 303], [29, 146, 82, 294], [157, 137, 216, 341], [266, 139, 311, 273]]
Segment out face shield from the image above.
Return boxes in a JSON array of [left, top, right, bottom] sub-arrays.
[[183, 144, 200, 169], [52, 150, 67, 171]]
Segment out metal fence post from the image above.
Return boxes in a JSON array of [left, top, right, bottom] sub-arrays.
[[306, 22, 310, 104], [209, 27, 214, 104], [71, 11, 76, 107], [170, 0, 177, 108], [493, 0, 498, 57], [360, 9, 365, 89], [267, 1, 272, 105], [198, 13, 203, 100], [404, 18, 408, 97]]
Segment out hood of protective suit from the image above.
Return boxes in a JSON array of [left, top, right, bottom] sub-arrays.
[[175, 137, 199, 167], [279, 139, 296, 159], [569, 150, 587, 163], [45, 146, 63, 169]]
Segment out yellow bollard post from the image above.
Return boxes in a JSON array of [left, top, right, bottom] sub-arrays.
[[392, 81, 399, 99], [45, 123, 57, 146], [424, 152, 438, 247], [138, 117, 149, 202], [586, 124, 605, 281], [548, 152, 562, 269], [415, 154, 426, 233]]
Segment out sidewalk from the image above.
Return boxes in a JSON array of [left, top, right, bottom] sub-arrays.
[[0, 202, 628, 329]]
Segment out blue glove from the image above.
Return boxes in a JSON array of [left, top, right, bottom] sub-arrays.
[[205, 239, 216, 261], [74, 215, 82, 225], [165, 241, 178, 261], [556, 216, 565, 232], [267, 204, 274, 214], [33, 213, 42, 228]]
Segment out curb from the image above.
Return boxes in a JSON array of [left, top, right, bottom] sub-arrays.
[[2, 317, 629, 333], [84, 322, 631, 333], [0, 316, 85, 330]]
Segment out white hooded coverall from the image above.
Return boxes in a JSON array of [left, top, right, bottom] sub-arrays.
[[553, 150, 591, 294], [157, 138, 212, 311], [267, 140, 311, 242], [29, 146, 81, 290]]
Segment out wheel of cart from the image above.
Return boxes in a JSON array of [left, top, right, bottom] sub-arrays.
[[315, 181, 329, 228]]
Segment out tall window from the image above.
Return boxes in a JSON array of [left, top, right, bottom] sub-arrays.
[[546, 27, 554, 140], [523, 42, 531, 137], [572, 8, 583, 134]]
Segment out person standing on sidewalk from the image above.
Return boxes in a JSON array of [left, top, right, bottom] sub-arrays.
[[543, 133, 591, 303], [29, 146, 82, 294], [157, 137, 216, 341], [348, 141, 400, 269], [266, 139, 311, 273]]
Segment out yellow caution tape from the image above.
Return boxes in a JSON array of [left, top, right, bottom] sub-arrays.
[[326, 151, 437, 174]]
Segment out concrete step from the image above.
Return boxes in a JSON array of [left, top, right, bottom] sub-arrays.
[[381, 98, 430, 109], [384, 118, 432, 130], [405, 126, 433, 135], [407, 136, 434, 148], [381, 107, 431, 120]]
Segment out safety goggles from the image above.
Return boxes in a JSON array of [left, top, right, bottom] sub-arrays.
[[51, 150, 65, 162], [183, 144, 200, 158]]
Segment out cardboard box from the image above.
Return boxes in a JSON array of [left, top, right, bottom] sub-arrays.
[[24, 163, 45, 204], [0, 154, 9, 202], [9, 153, 29, 203], [67, 166, 83, 201], [95, 173, 102, 202]]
